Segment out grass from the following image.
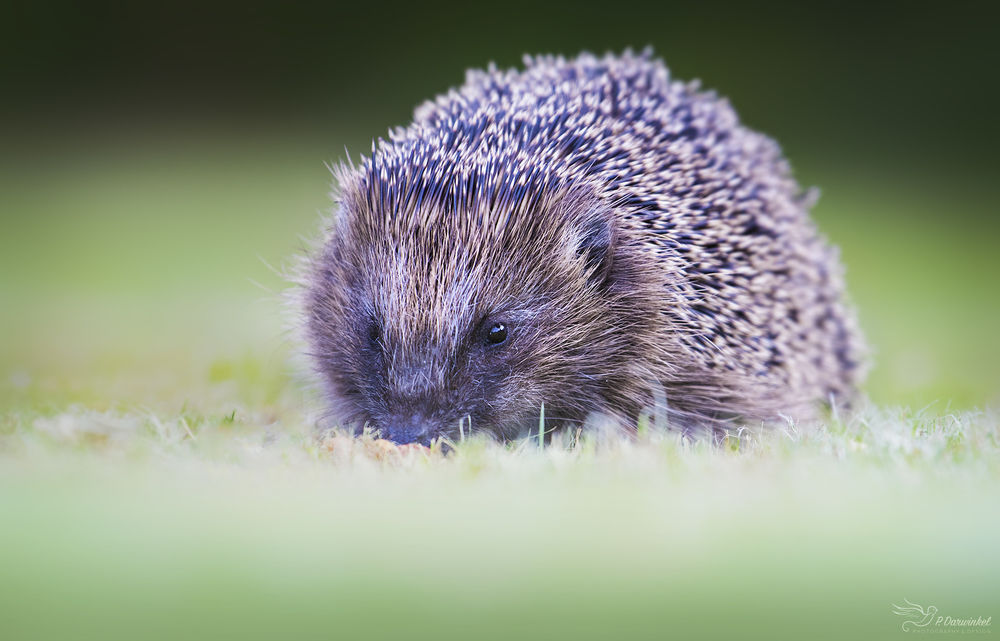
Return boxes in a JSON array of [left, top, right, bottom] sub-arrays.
[[1, 134, 998, 639], [1, 398, 998, 640]]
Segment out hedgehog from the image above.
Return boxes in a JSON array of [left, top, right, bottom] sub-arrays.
[[301, 50, 866, 444]]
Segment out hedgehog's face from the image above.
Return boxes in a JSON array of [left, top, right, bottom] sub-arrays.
[[306, 185, 649, 444]]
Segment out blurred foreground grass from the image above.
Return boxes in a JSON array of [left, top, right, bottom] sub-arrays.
[[1, 134, 998, 639], [1, 402, 998, 640]]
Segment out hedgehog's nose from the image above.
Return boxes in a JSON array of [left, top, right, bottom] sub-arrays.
[[382, 415, 434, 445]]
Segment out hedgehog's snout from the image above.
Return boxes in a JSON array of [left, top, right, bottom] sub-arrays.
[[379, 358, 455, 444], [380, 412, 436, 446]]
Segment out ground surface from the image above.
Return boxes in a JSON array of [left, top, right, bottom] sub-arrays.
[[2, 401, 998, 640], [1, 137, 998, 640]]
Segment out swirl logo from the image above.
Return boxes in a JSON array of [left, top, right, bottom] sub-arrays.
[[892, 599, 939, 631]]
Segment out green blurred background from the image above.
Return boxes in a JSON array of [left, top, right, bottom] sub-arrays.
[[1, 0, 998, 409]]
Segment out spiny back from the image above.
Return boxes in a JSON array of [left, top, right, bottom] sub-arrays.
[[347, 50, 864, 407]]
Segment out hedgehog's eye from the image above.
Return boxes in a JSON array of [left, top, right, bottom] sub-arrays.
[[367, 320, 381, 344], [486, 322, 508, 345]]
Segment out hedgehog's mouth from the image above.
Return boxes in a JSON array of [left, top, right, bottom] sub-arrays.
[[363, 408, 526, 445], [358, 406, 464, 445]]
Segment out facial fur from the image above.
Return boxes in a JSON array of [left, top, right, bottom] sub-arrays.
[[306, 182, 664, 444]]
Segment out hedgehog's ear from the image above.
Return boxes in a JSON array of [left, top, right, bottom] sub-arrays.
[[571, 205, 618, 290]]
